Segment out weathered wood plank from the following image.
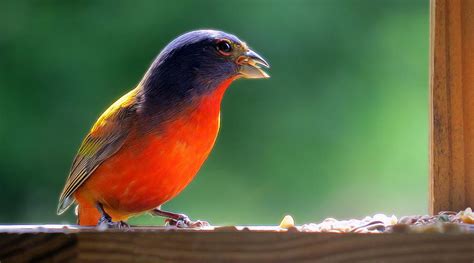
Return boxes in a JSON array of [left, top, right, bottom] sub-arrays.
[[2, 228, 474, 263], [0, 233, 76, 263], [430, 0, 474, 213]]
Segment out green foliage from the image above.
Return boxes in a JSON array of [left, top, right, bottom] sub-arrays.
[[0, 0, 429, 225]]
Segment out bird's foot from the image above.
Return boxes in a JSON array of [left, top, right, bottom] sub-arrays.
[[95, 202, 130, 229], [97, 216, 130, 229], [151, 208, 209, 228], [165, 214, 209, 228]]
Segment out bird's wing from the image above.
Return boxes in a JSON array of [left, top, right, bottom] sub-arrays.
[[57, 89, 139, 215]]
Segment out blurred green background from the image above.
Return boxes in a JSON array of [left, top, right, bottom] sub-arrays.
[[0, 0, 429, 225]]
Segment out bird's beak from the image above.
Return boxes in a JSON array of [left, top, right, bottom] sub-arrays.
[[237, 49, 270, 79]]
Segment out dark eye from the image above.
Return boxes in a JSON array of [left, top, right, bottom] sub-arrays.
[[216, 40, 232, 55]]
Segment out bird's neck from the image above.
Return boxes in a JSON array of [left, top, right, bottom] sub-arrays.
[[138, 75, 236, 126], [192, 77, 236, 116]]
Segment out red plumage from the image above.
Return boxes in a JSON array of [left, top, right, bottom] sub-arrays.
[[75, 79, 232, 225]]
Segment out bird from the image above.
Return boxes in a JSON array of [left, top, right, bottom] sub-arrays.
[[56, 30, 270, 227]]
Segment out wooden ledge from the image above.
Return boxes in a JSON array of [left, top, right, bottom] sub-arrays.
[[2, 225, 474, 262]]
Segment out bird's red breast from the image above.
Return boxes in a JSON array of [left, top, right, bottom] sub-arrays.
[[74, 77, 235, 224]]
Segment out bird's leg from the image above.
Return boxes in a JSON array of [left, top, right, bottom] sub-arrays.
[[96, 203, 129, 229], [150, 208, 209, 228]]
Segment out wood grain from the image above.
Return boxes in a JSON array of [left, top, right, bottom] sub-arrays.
[[3, 229, 474, 263], [0, 233, 76, 262], [430, 0, 474, 213]]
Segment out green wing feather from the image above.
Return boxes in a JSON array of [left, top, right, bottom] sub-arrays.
[[57, 89, 139, 215]]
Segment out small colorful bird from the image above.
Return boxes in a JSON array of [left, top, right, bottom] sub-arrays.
[[57, 30, 269, 227]]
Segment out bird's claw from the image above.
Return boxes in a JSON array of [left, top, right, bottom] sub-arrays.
[[165, 214, 209, 228], [97, 216, 130, 229]]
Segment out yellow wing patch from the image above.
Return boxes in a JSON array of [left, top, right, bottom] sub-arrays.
[[91, 88, 139, 135], [57, 87, 139, 214]]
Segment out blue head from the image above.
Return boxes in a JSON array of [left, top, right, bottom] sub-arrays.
[[139, 30, 269, 110]]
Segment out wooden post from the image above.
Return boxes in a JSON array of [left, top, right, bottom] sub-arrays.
[[430, 0, 474, 214]]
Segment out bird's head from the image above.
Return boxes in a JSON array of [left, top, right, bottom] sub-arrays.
[[140, 30, 269, 101]]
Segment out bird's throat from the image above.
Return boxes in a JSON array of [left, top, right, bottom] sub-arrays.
[[179, 76, 236, 122], [139, 76, 236, 133]]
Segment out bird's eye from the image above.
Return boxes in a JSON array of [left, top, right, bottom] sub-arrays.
[[216, 40, 232, 55]]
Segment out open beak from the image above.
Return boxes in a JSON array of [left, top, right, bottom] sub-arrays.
[[237, 49, 270, 79]]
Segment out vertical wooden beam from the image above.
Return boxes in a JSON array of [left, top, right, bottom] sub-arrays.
[[430, 0, 474, 214]]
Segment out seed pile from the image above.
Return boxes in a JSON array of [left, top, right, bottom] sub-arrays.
[[389, 208, 474, 233], [298, 214, 397, 233], [278, 208, 474, 233]]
